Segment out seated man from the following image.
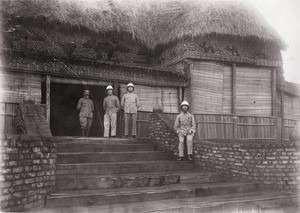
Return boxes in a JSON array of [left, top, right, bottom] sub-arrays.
[[174, 101, 196, 161]]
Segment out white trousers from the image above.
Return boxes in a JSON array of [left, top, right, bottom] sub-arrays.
[[178, 134, 193, 157], [104, 113, 117, 137]]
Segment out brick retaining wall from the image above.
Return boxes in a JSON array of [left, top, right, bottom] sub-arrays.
[[0, 135, 57, 212], [149, 112, 300, 190]]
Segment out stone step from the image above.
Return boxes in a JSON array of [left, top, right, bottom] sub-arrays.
[[56, 171, 222, 191], [36, 191, 298, 212], [58, 143, 155, 153], [46, 182, 257, 208], [55, 137, 146, 144], [56, 161, 194, 175], [58, 151, 174, 164]]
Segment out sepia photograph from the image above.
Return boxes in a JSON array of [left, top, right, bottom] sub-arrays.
[[0, 0, 299, 212]]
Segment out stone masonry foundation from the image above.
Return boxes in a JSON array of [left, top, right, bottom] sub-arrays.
[[0, 135, 57, 212], [149, 112, 300, 191]]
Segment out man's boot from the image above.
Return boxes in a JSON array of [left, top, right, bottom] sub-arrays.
[[188, 155, 193, 162], [81, 129, 86, 137], [177, 157, 184, 162], [86, 128, 90, 137]]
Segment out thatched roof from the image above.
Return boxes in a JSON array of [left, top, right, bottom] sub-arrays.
[[281, 81, 300, 97], [2, 0, 285, 50]]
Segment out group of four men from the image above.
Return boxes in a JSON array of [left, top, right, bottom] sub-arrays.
[[76, 83, 196, 161]]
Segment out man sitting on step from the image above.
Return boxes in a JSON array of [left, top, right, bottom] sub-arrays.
[[174, 101, 196, 162], [77, 89, 94, 137]]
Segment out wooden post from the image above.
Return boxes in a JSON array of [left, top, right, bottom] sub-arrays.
[[232, 63, 236, 115], [271, 69, 277, 139], [113, 82, 119, 98], [281, 90, 285, 140], [46, 75, 50, 122], [233, 115, 238, 139], [232, 63, 237, 139], [113, 81, 120, 137], [272, 69, 277, 116], [178, 87, 183, 106], [189, 63, 194, 114]]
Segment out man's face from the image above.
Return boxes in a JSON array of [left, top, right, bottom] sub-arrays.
[[84, 91, 90, 98], [107, 89, 113, 95], [181, 105, 188, 112], [128, 87, 134, 92]]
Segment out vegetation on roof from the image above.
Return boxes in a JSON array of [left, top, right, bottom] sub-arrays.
[[2, 0, 285, 49]]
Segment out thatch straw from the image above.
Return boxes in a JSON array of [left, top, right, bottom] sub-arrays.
[[2, 0, 285, 49]]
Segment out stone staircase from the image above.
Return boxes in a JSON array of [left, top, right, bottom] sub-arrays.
[[45, 137, 257, 208]]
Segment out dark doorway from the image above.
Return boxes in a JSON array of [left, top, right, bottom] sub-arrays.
[[50, 83, 106, 137]]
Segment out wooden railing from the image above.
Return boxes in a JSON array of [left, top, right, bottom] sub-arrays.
[[118, 110, 151, 138], [164, 113, 277, 139], [0, 102, 298, 140]]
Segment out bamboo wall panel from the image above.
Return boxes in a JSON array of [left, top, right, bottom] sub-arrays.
[[283, 94, 300, 120], [163, 112, 275, 139], [120, 84, 179, 113], [183, 87, 191, 104], [191, 62, 224, 113], [194, 114, 234, 139], [237, 116, 275, 139], [284, 95, 293, 119], [222, 65, 232, 114], [236, 67, 272, 116], [118, 110, 151, 138], [282, 118, 299, 139], [293, 97, 300, 120], [0, 72, 41, 103], [0, 102, 18, 134]]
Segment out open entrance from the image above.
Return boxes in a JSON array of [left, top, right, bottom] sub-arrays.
[[50, 83, 106, 137]]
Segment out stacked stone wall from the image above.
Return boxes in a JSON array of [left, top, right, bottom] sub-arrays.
[[0, 135, 57, 212], [149, 113, 300, 190]]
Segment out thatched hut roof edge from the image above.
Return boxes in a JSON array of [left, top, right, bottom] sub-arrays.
[[2, 0, 286, 50]]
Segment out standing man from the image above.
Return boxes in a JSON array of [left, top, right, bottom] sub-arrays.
[[103, 85, 120, 137], [174, 101, 196, 162], [121, 83, 140, 138], [77, 89, 94, 137]]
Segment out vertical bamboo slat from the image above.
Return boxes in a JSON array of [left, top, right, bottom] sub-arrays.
[[46, 75, 50, 122], [232, 63, 236, 115], [178, 87, 183, 106]]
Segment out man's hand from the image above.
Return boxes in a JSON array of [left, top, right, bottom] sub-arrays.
[[188, 130, 195, 135]]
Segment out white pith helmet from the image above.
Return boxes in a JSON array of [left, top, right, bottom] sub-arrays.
[[127, 83, 134, 88], [106, 85, 113, 90], [180, 101, 190, 107]]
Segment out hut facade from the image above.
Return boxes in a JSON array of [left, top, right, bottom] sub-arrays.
[[0, 0, 298, 139]]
